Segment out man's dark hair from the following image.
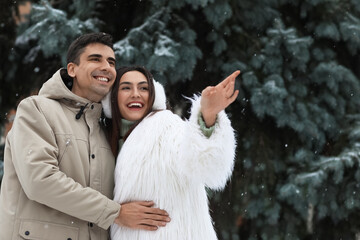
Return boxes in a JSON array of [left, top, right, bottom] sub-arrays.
[[66, 32, 114, 65]]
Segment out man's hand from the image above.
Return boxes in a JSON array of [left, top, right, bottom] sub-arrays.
[[114, 201, 171, 231], [201, 70, 240, 127]]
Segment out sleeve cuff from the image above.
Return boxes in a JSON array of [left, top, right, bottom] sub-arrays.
[[96, 200, 121, 229], [198, 112, 215, 138]]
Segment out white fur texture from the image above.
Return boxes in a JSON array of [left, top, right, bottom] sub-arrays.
[[101, 89, 112, 118], [101, 80, 166, 118], [152, 80, 167, 110], [110, 97, 236, 240]]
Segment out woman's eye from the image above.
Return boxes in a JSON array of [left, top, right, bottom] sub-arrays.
[[121, 87, 130, 90]]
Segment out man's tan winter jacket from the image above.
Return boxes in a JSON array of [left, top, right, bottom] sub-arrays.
[[0, 69, 120, 240]]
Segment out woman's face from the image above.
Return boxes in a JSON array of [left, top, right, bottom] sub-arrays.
[[117, 70, 150, 121]]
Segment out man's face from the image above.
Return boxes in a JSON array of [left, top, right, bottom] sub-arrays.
[[67, 43, 116, 102]]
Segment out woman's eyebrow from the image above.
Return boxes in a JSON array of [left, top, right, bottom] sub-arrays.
[[119, 81, 148, 85], [119, 81, 132, 85]]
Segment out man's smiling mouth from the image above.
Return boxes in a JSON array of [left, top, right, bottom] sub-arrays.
[[95, 76, 109, 82]]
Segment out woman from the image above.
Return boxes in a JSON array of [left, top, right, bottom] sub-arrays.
[[103, 66, 239, 239]]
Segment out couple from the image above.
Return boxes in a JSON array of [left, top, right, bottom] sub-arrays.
[[0, 32, 238, 240]]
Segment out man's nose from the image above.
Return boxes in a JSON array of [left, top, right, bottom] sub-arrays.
[[100, 60, 113, 70]]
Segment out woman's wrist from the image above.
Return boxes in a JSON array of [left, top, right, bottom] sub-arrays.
[[201, 109, 217, 127]]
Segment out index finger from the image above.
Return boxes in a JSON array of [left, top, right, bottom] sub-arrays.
[[218, 70, 241, 88], [136, 201, 169, 216], [143, 206, 169, 216], [137, 201, 155, 207]]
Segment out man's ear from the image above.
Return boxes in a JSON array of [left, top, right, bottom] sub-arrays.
[[67, 62, 76, 78]]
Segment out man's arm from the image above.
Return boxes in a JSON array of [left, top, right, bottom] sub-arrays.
[[10, 98, 119, 229]]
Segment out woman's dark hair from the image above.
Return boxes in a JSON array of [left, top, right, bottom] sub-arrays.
[[66, 32, 113, 65], [108, 66, 156, 156]]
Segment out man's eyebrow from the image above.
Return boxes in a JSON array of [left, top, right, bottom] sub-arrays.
[[108, 57, 116, 63], [87, 54, 115, 60], [87, 54, 116, 64], [87, 54, 102, 58]]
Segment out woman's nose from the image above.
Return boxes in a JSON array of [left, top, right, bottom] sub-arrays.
[[131, 89, 140, 98]]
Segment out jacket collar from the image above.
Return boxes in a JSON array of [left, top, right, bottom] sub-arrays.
[[38, 68, 103, 119]]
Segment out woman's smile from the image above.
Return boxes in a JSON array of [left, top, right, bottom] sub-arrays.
[[117, 71, 149, 121]]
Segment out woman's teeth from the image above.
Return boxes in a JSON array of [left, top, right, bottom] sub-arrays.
[[128, 103, 143, 108]]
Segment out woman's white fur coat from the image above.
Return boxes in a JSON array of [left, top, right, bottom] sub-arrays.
[[109, 93, 236, 240]]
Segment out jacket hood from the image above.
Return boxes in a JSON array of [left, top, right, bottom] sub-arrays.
[[38, 68, 91, 105]]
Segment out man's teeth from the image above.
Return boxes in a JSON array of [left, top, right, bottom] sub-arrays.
[[96, 77, 109, 82], [128, 103, 143, 108]]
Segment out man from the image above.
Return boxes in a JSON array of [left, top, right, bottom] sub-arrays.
[[0, 32, 170, 240]]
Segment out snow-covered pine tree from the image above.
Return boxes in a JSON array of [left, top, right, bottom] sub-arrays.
[[1, 0, 101, 123], [0, 0, 18, 123]]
